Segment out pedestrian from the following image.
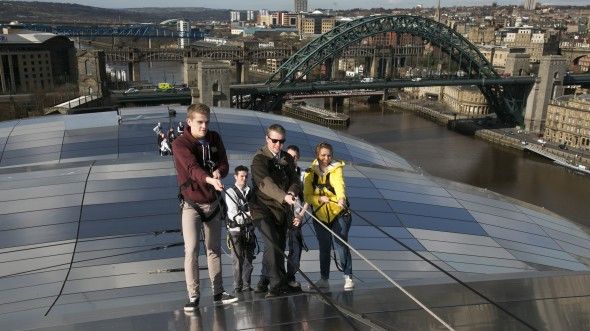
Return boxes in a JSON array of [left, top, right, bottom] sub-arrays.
[[172, 103, 238, 312], [304, 142, 354, 291], [160, 137, 172, 156], [285, 145, 309, 289], [153, 122, 163, 135], [250, 124, 301, 298], [225, 165, 257, 294], [177, 121, 185, 135]]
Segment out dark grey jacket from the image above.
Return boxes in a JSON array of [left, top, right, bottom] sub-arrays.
[[250, 146, 301, 224]]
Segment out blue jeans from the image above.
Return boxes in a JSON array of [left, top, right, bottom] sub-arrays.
[[287, 225, 303, 281], [313, 213, 352, 279]]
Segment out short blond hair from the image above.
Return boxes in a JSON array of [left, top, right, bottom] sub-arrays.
[[187, 103, 210, 119]]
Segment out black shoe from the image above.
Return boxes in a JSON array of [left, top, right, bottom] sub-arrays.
[[234, 287, 243, 294], [255, 280, 269, 293], [213, 291, 238, 305], [265, 289, 280, 298], [242, 287, 253, 292], [184, 297, 199, 312]]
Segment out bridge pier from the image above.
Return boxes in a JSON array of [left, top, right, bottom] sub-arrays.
[[128, 61, 141, 82], [331, 57, 339, 80], [371, 53, 379, 78], [235, 61, 249, 84]]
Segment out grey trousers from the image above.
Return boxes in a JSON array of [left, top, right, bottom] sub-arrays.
[[182, 201, 223, 298], [229, 227, 255, 291]]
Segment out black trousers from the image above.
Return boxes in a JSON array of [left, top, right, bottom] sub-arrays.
[[255, 217, 288, 291]]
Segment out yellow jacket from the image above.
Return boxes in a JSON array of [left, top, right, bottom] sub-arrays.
[[303, 159, 347, 223]]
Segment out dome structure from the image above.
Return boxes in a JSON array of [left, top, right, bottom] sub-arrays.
[[1, 106, 590, 330]]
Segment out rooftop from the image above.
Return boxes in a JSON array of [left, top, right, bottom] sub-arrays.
[[1, 106, 590, 330]]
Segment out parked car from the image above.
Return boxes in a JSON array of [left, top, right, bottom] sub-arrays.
[[124, 88, 139, 94], [537, 139, 547, 144]]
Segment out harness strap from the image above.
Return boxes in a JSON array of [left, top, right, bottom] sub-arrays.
[[182, 197, 221, 223]]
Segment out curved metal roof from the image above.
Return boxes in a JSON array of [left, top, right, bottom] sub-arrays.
[[1, 106, 590, 330]]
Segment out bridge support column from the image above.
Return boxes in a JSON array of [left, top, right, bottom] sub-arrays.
[[324, 59, 333, 80], [371, 53, 379, 78], [331, 96, 344, 111], [128, 61, 141, 82], [331, 58, 339, 80], [77, 50, 108, 97], [385, 57, 392, 79], [235, 61, 249, 84], [197, 61, 231, 107], [241, 62, 250, 84], [505, 53, 531, 76], [364, 57, 371, 77], [524, 55, 567, 133]]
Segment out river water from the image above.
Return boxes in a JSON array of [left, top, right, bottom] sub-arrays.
[[341, 106, 590, 227], [121, 61, 590, 226]]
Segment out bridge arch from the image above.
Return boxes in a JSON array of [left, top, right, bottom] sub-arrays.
[[267, 15, 498, 86], [264, 15, 530, 124]]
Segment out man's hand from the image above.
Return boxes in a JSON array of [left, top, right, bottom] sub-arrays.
[[293, 215, 302, 227], [211, 169, 221, 180], [284, 193, 296, 205], [319, 196, 330, 203], [337, 198, 346, 208], [206, 176, 224, 191]]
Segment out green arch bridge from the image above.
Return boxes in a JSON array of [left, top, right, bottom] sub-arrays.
[[231, 15, 536, 125]]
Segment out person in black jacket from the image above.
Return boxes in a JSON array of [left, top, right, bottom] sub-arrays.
[[250, 124, 300, 297]]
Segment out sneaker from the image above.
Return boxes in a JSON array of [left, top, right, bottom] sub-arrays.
[[242, 287, 253, 292], [313, 278, 329, 289], [288, 280, 301, 288], [213, 291, 238, 305], [183, 297, 199, 312], [344, 275, 354, 290]]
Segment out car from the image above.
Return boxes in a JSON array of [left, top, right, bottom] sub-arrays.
[[124, 88, 139, 94], [559, 143, 568, 150], [411, 78, 422, 82], [537, 139, 547, 144], [521, 141, 528, 146]]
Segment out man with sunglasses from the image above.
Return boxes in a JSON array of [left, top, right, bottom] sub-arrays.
[[250, 124, 301, 298]]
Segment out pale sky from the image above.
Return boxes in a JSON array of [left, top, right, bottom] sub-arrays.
[[15, 0, 590, 10]]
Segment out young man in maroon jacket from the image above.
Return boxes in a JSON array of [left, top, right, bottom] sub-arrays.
[[173, 103, 238, 311]]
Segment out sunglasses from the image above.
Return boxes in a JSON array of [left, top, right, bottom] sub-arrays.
[[267, 136, 286, 144]]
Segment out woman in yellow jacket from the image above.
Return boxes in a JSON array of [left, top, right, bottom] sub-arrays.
[[304, 142, 354, 290]]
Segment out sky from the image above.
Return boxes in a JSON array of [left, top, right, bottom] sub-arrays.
[[15, 0, 590, 10]]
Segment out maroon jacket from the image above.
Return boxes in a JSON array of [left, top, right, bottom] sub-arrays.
[[172, 127, 229, 204]]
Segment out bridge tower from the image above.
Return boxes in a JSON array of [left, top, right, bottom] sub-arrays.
[[195, 61, 231, 107], [523, 55, 567, 133], [77, 50, 108, 97], [504, 52, 531, 77]]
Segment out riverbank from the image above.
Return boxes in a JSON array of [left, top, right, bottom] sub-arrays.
[[385, 99, 590, 170]]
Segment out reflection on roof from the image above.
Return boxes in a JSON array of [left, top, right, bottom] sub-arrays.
[[1, 106, 590, 330]]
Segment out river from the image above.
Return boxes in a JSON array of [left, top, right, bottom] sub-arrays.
[[341, 106, 590, 227]]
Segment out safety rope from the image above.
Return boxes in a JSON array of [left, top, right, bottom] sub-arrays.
[[297, 201, 455, 331]]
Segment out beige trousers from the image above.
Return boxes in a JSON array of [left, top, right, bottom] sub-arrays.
[[182, 201, 223, 298]]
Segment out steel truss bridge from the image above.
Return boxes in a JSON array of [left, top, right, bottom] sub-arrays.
[[1, 23, 205, 39], [101, 44, 421, 63], [232, 15, 536, 125]]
